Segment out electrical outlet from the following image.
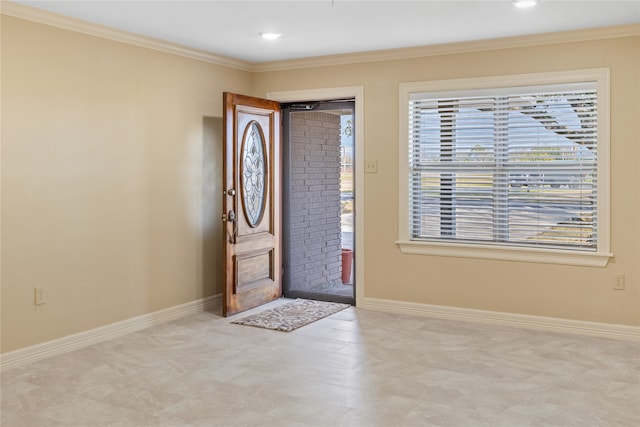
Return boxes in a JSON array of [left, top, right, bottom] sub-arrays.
[[365, 160, 378, 173], [34, 287, 47, 305], [613, 274, 625, 291]]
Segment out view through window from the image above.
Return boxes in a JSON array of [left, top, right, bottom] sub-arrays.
[[406, 80, 602, 253]]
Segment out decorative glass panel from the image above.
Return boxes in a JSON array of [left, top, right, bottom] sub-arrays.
[[241, 122, 267, 227]]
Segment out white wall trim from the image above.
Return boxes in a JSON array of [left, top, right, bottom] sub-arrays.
[[396, 240, 613, 268], [266, 86, 365, 308], [2, 2, 638, 73], [0, 295, 221, 372], [361, 297, 640, 342], [0, 2, 252, 71], [251, 24, 640, 72]]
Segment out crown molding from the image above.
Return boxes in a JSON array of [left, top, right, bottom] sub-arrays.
[[0, 1, 253, 72], [252, 23, 640, 72], [2, 1, 638, 74]]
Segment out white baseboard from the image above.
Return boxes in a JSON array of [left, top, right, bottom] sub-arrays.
[[3, 294, 635, 372], [361, 297, 640, 341], [1, 294, 221, 372]]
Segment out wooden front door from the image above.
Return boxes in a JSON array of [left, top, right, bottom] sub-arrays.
[[222, 93, 281, 316]]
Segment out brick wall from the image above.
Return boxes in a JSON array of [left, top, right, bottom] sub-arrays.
[[289, 111, 342, 291]]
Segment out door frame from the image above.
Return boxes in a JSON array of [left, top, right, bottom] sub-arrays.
[[267, 86, 364, 307], [281, 100, 355, 304]]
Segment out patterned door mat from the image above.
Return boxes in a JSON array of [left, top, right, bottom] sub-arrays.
[[231, 299, 350, 332]]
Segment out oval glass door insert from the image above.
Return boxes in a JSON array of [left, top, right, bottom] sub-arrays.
[[240, 121, 267, 227]]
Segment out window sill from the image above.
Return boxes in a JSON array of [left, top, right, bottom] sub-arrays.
[[396, 240, 612, 267]]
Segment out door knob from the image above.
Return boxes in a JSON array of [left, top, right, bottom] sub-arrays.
[[227, 189, 236, 196], [221, 210, 236, 223], [226, 210, 237, 243]]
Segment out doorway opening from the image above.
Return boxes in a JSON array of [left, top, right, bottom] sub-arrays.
[[282, 100, 355, 305]]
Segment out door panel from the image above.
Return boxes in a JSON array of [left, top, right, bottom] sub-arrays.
[[223, 93, 281, 316]]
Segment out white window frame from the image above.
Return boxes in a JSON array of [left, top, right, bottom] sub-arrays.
[[397, 69, 612, 267]]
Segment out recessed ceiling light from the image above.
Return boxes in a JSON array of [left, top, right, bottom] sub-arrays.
[[513, 0, 538, 8], [259, 32, 282, 41]]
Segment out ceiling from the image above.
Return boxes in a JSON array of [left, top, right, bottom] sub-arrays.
[[12, 1, 640, 63]]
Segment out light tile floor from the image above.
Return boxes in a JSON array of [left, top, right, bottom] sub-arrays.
[[2, 299, 639, 426]]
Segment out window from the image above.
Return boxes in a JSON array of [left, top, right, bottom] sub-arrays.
[[398, 70, 611, 267]]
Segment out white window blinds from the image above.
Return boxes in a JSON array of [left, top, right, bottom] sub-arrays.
[[408, 82, 598, 251]]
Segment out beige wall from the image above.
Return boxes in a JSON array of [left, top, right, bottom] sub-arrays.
[[1, 16, 246, 352], [252, 36, 640, 327], [2, 14, 638, 354]]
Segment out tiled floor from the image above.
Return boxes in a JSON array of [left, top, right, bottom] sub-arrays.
[[2, 299, 639, 426]]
